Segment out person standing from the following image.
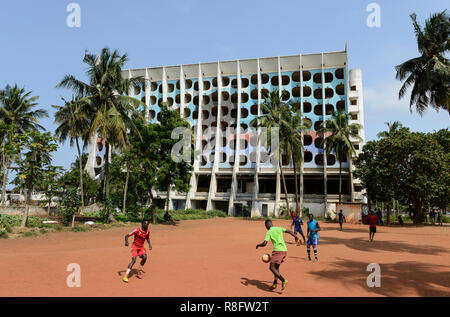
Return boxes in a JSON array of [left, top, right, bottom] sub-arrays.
[[306, 214, 321, 262]]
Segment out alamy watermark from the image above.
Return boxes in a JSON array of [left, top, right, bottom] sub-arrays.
[[66, 263, 81, 287], [366, 3, 381, 28], [66, 3, 81, 28], [366, 263, 381, 287]]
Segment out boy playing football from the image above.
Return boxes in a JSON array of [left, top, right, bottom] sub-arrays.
[[123, 220, 152, 283]]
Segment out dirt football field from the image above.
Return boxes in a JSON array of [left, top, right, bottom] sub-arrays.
[[0, 218, 449, 297]]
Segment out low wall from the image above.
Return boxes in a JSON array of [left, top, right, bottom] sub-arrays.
[[333, 203, 362, 223], [0, 206, 58, 216]]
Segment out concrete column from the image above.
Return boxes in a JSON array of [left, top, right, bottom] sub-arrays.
[[162, 66, 168, 102], [180, 65, 186, 118], [299, 55, 304, 215], [207, 63, 222, 211], [228, 60, 242, 215], [144, 69, 150, 122], [274, 56, 282, 217], [321, 53, 328, 215], [251, 59, 262, 217]]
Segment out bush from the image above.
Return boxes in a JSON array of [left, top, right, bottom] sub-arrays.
[[60, 189, 81, 226], [0, 230, 8, 239], [98, 197, 116, 223]]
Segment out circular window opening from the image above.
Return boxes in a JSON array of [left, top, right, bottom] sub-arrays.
[[314, 104, 323, 115], [314, 137, 324, 148], [303, 102, 312, 113], [336, 84, 345, 95], [185, 79, 193, 89], [315, 154, 324, 166], [304, 151, 313, 162], [303, 134, 312, 146], [303, 86, 312, 97], [335, 68, 344, 79], [314, 121, 323, 131], [292, 71, 300, 82], [261, 74, 269, 84]]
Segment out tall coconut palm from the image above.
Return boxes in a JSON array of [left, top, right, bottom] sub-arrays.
[[395, 10, 450, 115], [53, 96, 91, 206], [251, 90, 292, 216], [376, 121, 403, 138], [56, 47, 145, 199], [320, 109, 362, 204], [286, 102, 312, 215], [0, 84, 48, 205]]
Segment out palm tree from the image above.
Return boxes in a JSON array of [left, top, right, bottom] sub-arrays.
[[251, 90, 292, 216], [284, 104, 311, 215], [0, 84, 48, 205], [53, 96, 91, 206], [320, 110, 362, 204], [395, 10, 449, 115], [376, 121, 403, 138], [56, 47, 145, 199]]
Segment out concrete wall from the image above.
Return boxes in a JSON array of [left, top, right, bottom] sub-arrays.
[[0, 206, 58, 216], [334, 203, 362, 223]]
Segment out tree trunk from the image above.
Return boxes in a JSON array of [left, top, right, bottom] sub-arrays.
[[299, 160, 304, 217], [21, 182, 33, 227], [76, 138, 84, 207], [278, 159, 290, 216], [293, 160, 300, 215], [149, 190, 156, 224], [413, 199, 424, 225], [122, 168, 129, 214], [386, 201, 390, 226], [104, 141, 110, 198], [47, 194, 51, 215], [1, 157, 9, 207], [165, 184, 171, 213], [338, 160, 342, 205]]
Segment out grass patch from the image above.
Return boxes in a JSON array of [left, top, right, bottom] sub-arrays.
[[71, 226, 90, 232], [39, 228, 48, 234], [21, 231, 37, 237]]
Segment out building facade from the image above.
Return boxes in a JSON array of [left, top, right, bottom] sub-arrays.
[[88, 48, 366, 217]]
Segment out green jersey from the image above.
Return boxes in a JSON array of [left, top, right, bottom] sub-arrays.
[[264, 226, 287, 252]]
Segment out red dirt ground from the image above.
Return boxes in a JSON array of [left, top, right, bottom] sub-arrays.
[[0, 218, 449, 297]]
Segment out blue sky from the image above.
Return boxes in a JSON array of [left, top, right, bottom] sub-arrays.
[[0, 0, 448, 176]]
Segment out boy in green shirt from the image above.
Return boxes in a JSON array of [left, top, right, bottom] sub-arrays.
[[256, 219, 298, 290]]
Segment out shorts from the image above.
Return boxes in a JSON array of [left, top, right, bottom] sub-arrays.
[[131, 246, 147, 257], [370, 227, 376, 233], [307, 236, 319, 245], [271, 251, 287, 264], [294, 227, 303, 234]]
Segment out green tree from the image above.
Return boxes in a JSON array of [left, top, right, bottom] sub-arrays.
[[0, 84, 48, 205], [285, 102, 311, 215], [12, 130, 58, 227], [251, 90, 292, 215], [376, 121, 403, 138], [395, 10, 450, 114], [53, 96, 90, 206], [354, 128, 449, 224], [320, 109, 362, 204], [59, 154, 100, 205], [154, 104, 192, 213], [39, 165, 64, 215], [56, 47, 145, 200]]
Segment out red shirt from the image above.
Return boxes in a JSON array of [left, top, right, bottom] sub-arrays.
[[128, 228, 149, 248], [368, 215, 377, 227]]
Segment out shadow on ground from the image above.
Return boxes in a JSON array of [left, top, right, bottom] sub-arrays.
[[309, 258, 450, 296], [320, 236, 447, 256], [240, 277, 282, 295]]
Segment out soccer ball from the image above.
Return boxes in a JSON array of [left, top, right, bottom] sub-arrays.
[[262, 253, 271, 263]]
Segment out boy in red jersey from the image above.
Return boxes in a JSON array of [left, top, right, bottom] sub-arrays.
[[123, 220, 152, 283], [367, 211, 378, 242]]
